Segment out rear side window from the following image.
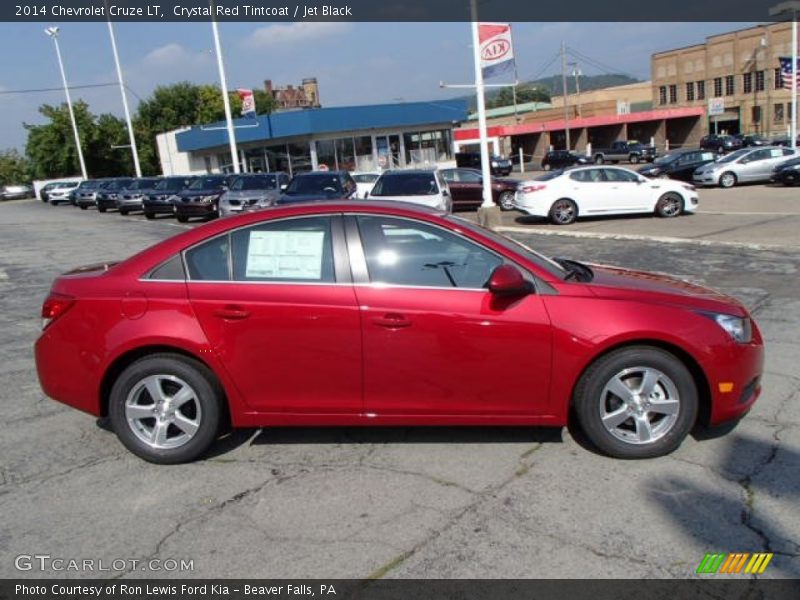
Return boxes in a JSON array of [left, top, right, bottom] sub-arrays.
[[149, 255, 186, 281], [185, 236, 230, 281], [231, 216, 335, 283]]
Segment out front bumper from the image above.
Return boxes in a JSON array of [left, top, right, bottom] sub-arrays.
[[174, 202, 218, 218], [702, 332, 765, 425], [693, 172, 718, 186], [118, 197, 145, 209], [96, 196, 119, 210]]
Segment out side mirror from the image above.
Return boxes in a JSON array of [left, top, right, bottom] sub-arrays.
[[488, 264, 532, 296]]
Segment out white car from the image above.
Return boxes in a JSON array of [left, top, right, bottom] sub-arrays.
[[367, 169, 452, 212], [352, 172, 380, 198], [46, 181, 82, 205], [693, 146, 798, 188], [514, 166, 698, 225]]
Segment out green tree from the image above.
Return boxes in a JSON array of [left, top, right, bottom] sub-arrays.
[[487, 85, 550, 109], [24, 101, 95, 179], [0, 149, 31, 186]]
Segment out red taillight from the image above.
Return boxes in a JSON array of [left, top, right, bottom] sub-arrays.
[[520, 184, 547, 193], [41, 293, 75, 330]]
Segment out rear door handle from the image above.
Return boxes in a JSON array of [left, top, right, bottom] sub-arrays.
[[372, 313, 411, 329], [213, 306, 251, 320]]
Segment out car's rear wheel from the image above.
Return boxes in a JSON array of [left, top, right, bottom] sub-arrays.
[[549, 198, 578, 225], [629, 154, 640, 164], [499, 191, 515, 211], [98, 206, 107, 213], [119, 208, 129, 216], [144, 211, 155, 220], [573, 346, 697, 459], [109, 354, 223, 464], [719, 171, 737, 188], [79, 205, 87, 210], [594, 155, 604, 164], [655, 192, 683, 218], [176, 215, 188, 223]]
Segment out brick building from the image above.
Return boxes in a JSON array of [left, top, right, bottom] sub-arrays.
[[652, 23, 793, 139], [264, 78, 321, 110]]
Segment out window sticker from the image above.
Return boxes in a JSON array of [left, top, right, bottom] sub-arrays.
[[245, 230, 325, 279]]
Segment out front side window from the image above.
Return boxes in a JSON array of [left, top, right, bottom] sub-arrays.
[[231, 217, 335, 283], [456, 169, 482, 183], [602, 169, 640, 183], [356, 216, 502, 289]]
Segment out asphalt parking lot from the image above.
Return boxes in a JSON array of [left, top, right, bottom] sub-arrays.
[[0, 186, 798, 579]]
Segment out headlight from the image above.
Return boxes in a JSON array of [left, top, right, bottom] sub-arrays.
[[491, 161, 498, 167], [791, 164, 800, 171], [705, 313, 752, 343]]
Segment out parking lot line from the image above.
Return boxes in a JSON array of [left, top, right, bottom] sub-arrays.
[[494, 226, 794, 251]]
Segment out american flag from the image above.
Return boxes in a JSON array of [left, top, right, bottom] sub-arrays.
[[779, 57, 800, 90]]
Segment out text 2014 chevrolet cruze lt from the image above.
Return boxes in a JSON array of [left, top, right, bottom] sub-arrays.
[[35, 201, 763, 463]]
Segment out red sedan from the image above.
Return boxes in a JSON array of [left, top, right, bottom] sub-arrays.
[[35, 201, 763, 463]]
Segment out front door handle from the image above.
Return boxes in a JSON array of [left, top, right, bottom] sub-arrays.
[[372, 313, 411, 329], [213, 306, 251, 320]]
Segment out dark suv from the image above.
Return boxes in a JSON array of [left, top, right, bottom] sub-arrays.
[[142, 176, 194, 219], [700, 134, 743, 155], [276, 171, 358, 205], [455, 152, 513, 176], [541, 150, 589, 171], [173, 175, 235, 222], [96, 178, 134, 212]]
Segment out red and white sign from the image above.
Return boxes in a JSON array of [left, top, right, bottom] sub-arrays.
[[236, 88, 256, 117], [479, 23, 515, 80]]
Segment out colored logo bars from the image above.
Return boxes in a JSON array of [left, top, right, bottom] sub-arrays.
[[696, 552, 773, 574], [478, 23, 515, 79]]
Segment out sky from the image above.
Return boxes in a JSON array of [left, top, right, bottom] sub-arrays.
[[0, 21, 754, 151]]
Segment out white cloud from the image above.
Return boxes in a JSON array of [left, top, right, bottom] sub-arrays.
[[242, 22, 352, 50], [141, 43, 212, 70]]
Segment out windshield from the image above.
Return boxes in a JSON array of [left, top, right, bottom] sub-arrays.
[[78, 180, 101, 190], [446, 215, 568, 278], [534, 170, 565, 181], [371, 173, 439, 196], [353, 174, 379, 183], [126, 178, 159, 190], [231, 175, 277, 191], [717, 149, 750, 164], [188, 176, 225, 190], [106, 179, 133, 190], [284, 174, 343, 195], [654, 152, 682, 165], [154, 178, 187, 191]]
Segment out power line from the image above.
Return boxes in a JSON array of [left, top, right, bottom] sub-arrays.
[[565, 46, 640, 80], [520, 52, 562, 85], [0, 82, 120, 95]]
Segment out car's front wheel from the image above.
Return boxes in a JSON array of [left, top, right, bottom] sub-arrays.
[[176, 215, 189, 223], [109, 354, 223, 464], [98, 205, 107, 213], [499, 191, 515, 211], [719, 171, 737, 188], [549, 198, 578, 225], [573, 346, 698, 459], [655, 192, 683, 218]]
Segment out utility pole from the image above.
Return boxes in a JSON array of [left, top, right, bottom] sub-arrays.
[[44, 27, 88, 180], [561, 41, 570, 150], [470, 0, 494, 210], [571, 62, 583, 118], [106, 16, 141, 177], [210, 1, 240, 173]]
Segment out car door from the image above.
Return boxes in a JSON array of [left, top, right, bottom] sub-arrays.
[[564, 168, 612, 214], [443, 169, 482, 208], [346, 214, 552, 417], [185, 214, 362, 414], [761, 148, 797, 179], [597, 168, 652, 212], [736, 148, 773, 182]]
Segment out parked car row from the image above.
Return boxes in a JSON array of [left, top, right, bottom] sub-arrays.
[[1, 184, 34, 200]]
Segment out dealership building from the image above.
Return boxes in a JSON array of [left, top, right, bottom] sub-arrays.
[[156, 99, 468, 176]]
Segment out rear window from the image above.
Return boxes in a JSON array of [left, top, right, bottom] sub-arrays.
[[371, 173, 439, 196], [284, 175, 343, 195], [231, 175, 278, 191], [188, 177, 226, 190]]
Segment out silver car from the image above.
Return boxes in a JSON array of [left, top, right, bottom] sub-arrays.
[[46, 181, 81, 205], [219, 172, 290, 217], [693, 146, 798, 188], [1, 184, 33, 200]]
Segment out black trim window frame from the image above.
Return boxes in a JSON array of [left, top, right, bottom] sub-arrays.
[[180, 214, 351, 284]]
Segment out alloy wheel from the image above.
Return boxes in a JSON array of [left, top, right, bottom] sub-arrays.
[[125, 374, 202, 450]]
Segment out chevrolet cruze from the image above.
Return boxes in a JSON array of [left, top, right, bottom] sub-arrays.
[[35, 201, 763, 464]]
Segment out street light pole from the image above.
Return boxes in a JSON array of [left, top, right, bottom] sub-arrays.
[[210, 2, 240, 174], [106, 18, 142, 177], [44, 27, 88, 180], [561, 41, 570, 150], [470, 0, 493, 210]]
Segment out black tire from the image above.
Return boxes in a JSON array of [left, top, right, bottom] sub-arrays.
[[108, 354, 223, 464], [655, 192, 684, 218], [119, 209, 129, 216], [594, 155, 604, 164], [98, 205, 107, 213], [498, 191, 515, 211], [144, 211, 155, 220], [629, 154, 640, 164], [176, 215, 189, 223], [573, 346, 698, 459], [719, 171, 737, 189], [548, 198, 578, 225], [79, 205, 87, 210]]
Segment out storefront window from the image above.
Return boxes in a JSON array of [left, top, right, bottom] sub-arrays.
[[287, 142, 312, 175], [404, 129, 452, 166], [265, 144, 290, 174], [315, 139, 336, 171], [354, 136, 374, 171], [335, 137, 356, 171]]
